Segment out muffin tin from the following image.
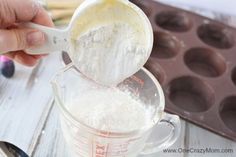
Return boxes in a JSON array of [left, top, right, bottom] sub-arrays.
[[130, 0, 236, 141]]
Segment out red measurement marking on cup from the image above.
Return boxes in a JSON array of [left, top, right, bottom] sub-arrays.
[[93, 142, 109, 157], [110, 142, 129, 155], [93, 142, 129, 156], [131, 76, 144, 87]]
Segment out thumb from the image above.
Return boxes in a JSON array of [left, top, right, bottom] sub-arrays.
[[0, 29, 45, 53]]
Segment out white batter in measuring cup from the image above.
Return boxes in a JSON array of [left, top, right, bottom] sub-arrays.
[[21, 0, 153, 86], [51, 64, 181, 157]]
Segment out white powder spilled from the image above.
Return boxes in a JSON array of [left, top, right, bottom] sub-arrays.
[[73, 23, 149, 86], [68, 88, 153, 132]]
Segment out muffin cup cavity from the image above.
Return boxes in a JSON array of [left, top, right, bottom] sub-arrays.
[[184, 48, 226, 77], [220, 96, 236, 132], [151, 31, 181, 59], [155, 11, 192, 32], [168, 76, 215, 113], [197, 23, 234, 49]]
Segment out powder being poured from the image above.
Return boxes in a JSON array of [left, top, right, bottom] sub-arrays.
[[73, 23, 149, 86], [68, 88, 153, 132]]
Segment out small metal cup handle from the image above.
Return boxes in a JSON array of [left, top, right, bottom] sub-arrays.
[[141, 113, 181, 155]]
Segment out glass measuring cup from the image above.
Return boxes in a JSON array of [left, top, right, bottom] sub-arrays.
[[51, 64, 181, 157]]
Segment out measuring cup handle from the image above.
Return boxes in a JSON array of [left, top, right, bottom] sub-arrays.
[[141, 113, 181, 155], [20, 22, 69, 55]]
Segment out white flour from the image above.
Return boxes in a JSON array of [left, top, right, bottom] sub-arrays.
[[73, 23, 149, 86], [68, 88, 153, 132]]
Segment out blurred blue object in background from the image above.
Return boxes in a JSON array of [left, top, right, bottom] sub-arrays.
[[0, 56, 15, 78]]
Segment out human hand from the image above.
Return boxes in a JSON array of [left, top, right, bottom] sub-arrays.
[[0, 0, 54, 66]]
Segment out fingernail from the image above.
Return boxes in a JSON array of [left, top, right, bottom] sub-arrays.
[[27, 31, 45, 46]]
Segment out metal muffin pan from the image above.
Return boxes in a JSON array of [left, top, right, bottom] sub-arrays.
[[130, 0, 236, 141]]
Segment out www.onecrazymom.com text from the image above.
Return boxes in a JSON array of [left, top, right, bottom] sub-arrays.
[[163, 148, 234, 154]]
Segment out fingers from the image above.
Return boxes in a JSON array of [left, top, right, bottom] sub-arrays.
[[4, 51, 43, 67], [0, 29, 45, 53], [0, 0, 53, 28], [0, 0, 53, 66], [31, 4, 54, 27]]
